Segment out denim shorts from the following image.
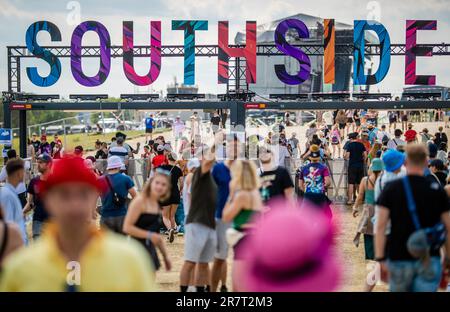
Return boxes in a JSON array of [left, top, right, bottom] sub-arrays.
[[388, 256, 442, 292]]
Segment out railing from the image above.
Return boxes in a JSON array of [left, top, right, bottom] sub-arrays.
[[24, 157, 351, 202]]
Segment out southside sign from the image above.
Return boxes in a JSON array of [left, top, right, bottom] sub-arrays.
[[25, 19, 439, 88]]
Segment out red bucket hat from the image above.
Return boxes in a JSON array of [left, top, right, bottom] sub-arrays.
[[39, 154, 103, 195]]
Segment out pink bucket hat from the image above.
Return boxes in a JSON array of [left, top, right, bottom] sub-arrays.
[[237, 203, 341, 292]]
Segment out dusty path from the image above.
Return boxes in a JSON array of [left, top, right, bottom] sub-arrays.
[[155, 204, 388, 292]]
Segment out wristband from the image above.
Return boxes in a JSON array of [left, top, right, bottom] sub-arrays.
[[375, 256, 387, 262]]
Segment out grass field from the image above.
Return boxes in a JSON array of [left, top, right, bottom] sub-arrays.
[[8, 128, 170, 154]]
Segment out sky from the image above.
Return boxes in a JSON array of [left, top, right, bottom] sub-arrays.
[[0, 0, 450, 97]]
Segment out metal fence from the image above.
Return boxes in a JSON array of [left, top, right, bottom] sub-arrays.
[[24, 157, 350, 202]]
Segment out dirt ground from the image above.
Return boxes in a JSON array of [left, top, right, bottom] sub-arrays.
[[154, 203, 388, 292]]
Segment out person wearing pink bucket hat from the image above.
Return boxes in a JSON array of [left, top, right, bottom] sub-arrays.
[[235, 202, 341, 292]]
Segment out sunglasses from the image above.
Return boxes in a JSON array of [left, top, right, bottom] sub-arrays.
[[155, 168, 171, 176]]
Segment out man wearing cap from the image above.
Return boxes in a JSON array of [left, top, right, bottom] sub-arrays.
[[0, 155, 156, 291], [344, 132, 367, 205], [38, 135, 52, 156], [298, 145, 332, 217], [24, 153, 52, 239], [99, 156, 137, 234], [375, 144, 450, 292]]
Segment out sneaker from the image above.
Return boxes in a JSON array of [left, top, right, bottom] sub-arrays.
[[220, 285, 228, 292], [168, 228, 175, 243]]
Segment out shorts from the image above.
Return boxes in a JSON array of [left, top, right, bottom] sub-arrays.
[[184, 223, 217, 263], [388, 257, 441, 292], [348, 166, 364, 184], [339, 123, 346, 130], [215, 219, 231, 260], [100, 215, 125, 234], [355, 119, 361, 127], [145, 128, 153, 134]]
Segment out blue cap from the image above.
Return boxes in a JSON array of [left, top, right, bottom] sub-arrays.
[[382, 150, 405, 172]]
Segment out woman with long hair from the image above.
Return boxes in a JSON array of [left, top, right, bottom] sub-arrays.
[[222, 160, 263, 290], [0, 207, 24, 268], [368, 142, 382, 165], [123, 170, 172, 272], [352, 158, 384, 291], [159, 153, 184, 243]]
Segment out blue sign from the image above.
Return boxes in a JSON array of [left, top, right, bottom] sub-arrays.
[[0, 128, 13, 145]]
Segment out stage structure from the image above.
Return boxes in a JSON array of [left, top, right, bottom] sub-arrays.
[[4, 42, 450, 157]]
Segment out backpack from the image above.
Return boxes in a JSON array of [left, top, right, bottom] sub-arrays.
[[331, 134, 339, 144], [382, 134, 389, 144]]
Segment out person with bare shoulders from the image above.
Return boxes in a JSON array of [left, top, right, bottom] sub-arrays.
[[123, 170, 172, 272], [222, 160, 263, 291]]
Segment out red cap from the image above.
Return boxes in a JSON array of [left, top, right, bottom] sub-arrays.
[[39, 154, 104, 195]]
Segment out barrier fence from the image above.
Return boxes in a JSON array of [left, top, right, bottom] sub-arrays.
[[22, 157, 350, 203]]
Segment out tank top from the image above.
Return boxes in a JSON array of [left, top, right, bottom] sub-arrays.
[[364, 178, 375, 205], [134, 212, 162, 270], [234, 210, 256, 231]]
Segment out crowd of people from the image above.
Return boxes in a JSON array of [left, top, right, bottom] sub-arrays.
[[0, 109, 449, 292]]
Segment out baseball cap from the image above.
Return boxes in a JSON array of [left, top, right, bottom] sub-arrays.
[[39, 154, 102, 195], [37, 153, 52, 163]]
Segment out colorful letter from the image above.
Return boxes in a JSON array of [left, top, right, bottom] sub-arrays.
[[353, 20, 391, 85], [324, 19, 335, 84], [218, 21, 256, 84], [71, 21, 111, 87], [172, 20, 208, 85], [405, 20, 437, 85], [123, 21, 161, 86], [25, 21, 62, 87], [274, 19, 311, 85]]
